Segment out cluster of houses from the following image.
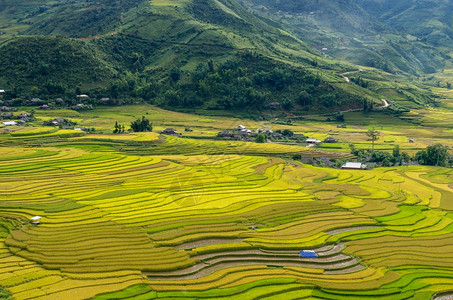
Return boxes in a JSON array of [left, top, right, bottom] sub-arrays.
[[0, 93, 113, 111], [1, 110, 32, 127], [46, 118, 86, 131], [217, 125, 256, 141], [217, 125, 339, 145]]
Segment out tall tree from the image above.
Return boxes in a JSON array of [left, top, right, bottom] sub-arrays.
[[130, 116, 152, 132], [366, 128, 380, 151], [113, 121, 119, 133]]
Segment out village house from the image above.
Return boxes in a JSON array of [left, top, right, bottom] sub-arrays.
[[51, 118, 65, 126], [30, 98, 42, 104], [324, 137, 338, 143], [217, 130, 233, 138], [306, 138, 321, 145], [1, 113, 13, 119], [0, 106, 9, 112], [161, 128, 182, 137], [19, 113, 31, 123], [271, 132, 283, 139], [267, 102, 280, 108], [39, 104, 50, 110], [2, 121, 17, 126]]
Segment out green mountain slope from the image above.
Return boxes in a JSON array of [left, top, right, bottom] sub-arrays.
[[240, 0, 450, 76], [356, 0, 453, 48], [0, 0, 142, 38], [0, 36, 117, 93]]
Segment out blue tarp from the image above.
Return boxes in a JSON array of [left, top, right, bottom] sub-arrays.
[[299, 250, 318, 258]]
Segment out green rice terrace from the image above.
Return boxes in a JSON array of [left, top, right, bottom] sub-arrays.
[[0, 103, 452, 299]]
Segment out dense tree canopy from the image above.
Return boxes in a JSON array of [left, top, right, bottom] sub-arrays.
[[416, 144, 451, 167]]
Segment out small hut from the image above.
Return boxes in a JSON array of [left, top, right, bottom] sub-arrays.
[[30, 216, 42, 225]]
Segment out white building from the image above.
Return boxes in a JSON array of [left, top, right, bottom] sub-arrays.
[[341, 162, 365, 170], [306, 138, 321, 144], [2, 121, 17, 126]]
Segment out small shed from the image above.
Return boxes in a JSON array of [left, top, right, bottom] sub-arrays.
[[30, 216, 42, 225], [409, 139, 414, 143], [236, 125, 246, 131], [341, 162, 365, 170], [299, 250, 318, 258]]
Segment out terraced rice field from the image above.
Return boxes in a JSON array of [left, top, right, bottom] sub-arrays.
[[0, 131, 451, 300], [0, 104, 452, 298]]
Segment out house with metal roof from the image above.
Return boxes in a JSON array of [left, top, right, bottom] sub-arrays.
[[341, 162, 365, 170]]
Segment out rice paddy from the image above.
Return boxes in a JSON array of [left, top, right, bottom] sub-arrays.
[[0, 104, 452, 299]]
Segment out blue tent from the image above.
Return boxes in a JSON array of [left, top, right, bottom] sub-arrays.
[[299, 250, 318, 258]]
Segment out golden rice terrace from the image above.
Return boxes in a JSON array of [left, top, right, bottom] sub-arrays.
[[0, 138, 452, 299]]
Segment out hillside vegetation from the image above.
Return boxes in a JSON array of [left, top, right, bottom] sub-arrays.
[[0, 36, 117, 91], [241, 0, 451, 76], [357, 0, 453, 48], [0, 0, 438, 113]]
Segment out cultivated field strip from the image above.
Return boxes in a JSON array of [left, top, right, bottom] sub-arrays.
[[0, 147, 452, 299]]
